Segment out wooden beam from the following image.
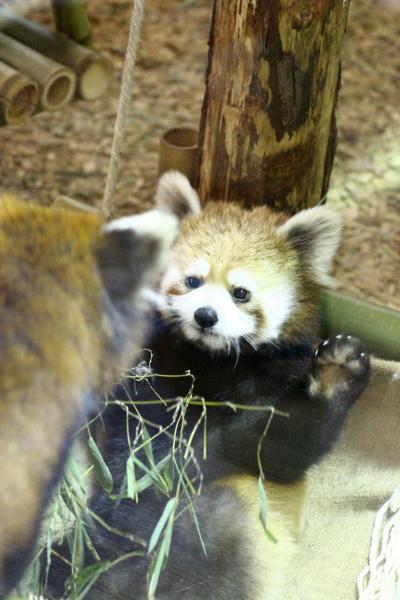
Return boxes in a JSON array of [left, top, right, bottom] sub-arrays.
[[197, 0, 350, 212]]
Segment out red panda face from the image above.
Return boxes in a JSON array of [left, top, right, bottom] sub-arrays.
[[160, 208, 296, 353], [156, 172, 342, 354]]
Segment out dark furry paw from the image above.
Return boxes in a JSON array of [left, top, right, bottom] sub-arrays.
[[310, 334, 370, 403]]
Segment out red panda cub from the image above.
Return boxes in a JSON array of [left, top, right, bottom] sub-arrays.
[[0, 193, 188, 598], [44, 172, 370, 600]]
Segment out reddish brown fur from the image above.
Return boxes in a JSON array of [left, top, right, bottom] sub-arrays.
[[0, 197, 160, 593]]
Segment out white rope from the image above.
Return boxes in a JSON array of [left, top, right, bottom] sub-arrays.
[[102, 0, 145, 219], [357, 483, 400, 600]]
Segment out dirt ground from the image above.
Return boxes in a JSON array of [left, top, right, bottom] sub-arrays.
[[0, 0, 399, 309]]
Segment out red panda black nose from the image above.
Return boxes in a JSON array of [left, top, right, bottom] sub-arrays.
[[194, 306, 218, 329]]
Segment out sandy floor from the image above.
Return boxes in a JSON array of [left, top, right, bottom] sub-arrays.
[[0, 0, 399, 309]]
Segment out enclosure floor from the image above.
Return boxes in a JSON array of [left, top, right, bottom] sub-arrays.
[[0, 0, 399, 309]]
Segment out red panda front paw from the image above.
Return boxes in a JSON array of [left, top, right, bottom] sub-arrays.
[[310, 335, 370, 403]]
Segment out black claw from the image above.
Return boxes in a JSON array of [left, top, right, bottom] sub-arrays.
[[315, 334, 370, 376], [312, 334, 371, 404]]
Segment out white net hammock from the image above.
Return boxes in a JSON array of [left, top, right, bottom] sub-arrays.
[[358, 483, 400, 599]]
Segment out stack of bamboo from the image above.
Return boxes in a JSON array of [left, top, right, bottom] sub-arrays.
[[0, 7, 113, 125]]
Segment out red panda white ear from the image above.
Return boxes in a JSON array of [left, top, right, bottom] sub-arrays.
[[155, 171, 202, 218], [100, 209, 179, 296], [277, 206, 342, 287]]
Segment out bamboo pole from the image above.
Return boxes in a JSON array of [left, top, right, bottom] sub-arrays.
[[51, 0, 92, 46], [159, 127, 198, 184], [197, 0, 350, 211], [0, 32, 76, 111], [0, 60, 39, 124], [0, 8, 113, 101], [320, 290, 400, 362]]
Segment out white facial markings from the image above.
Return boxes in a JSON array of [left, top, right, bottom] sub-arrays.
[[166, 282, 256, 350], [184, 257, 210, 280], [259, 283, 296, 341], [227, 268, 296, 343], [161, 265, 182, 294], [227, 268, 257, 293], [161, 260, 298, 352]]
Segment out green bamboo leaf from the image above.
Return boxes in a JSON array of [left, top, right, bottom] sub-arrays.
[[258, 476, 267, 529], [142, 426, 156, 468], [67, 455, 87, 495], [258, 476, 277, 543], [126, 454, 137, 501], [163, 512, 174, 559], [71, 560, 111, 599], [148, 509, 175, 599], [161, 456, 174, 494], [88, 436, 113, 494], [63, 456, 87, 509], [136, 454, 172, 495], [111, 455, 172, 500], [148, 498, 177, 554], [60, 479, 75, 515], [71, 517, 85, 573], [131, 455, 168, 494]]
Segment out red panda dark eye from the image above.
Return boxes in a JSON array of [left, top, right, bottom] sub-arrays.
[[232, 287, 251, 302], [185, 276, 202, 289]]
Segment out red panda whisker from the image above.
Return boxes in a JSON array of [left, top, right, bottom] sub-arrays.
[[231, 338, 241, 368], [242, 334, 258, 352]]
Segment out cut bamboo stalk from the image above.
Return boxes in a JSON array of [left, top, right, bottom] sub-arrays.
[[159, 127, 198, 185], [51, 0, 92, 45], [0, 60, 39, 124], [0, 32, 76, 111], [320, 289, 400, 362], [0, 8, 113, 101]]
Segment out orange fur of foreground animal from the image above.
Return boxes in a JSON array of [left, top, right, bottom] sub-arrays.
[[0, 192, 184, 597]]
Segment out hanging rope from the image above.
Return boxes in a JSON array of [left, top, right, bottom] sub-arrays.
[[357, 483, 400, 600], [102, 0, 145, 219]]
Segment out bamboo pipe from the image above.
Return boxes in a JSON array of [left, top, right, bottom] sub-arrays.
[[320, 289, 400, 362], [0, 8, 113, 101], [0, 32, 76, 111], [51, 0, 92, 45], [0, 60, 39, 124], [159, 127, 199, 185]]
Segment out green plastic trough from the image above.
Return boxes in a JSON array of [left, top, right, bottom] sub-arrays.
[[320, 289, 400, 362]]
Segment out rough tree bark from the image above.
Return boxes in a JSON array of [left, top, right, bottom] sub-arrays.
[[197, 0, 350, 212]]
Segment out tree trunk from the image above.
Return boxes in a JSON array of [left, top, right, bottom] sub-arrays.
[[197, 0, 350, 212]]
